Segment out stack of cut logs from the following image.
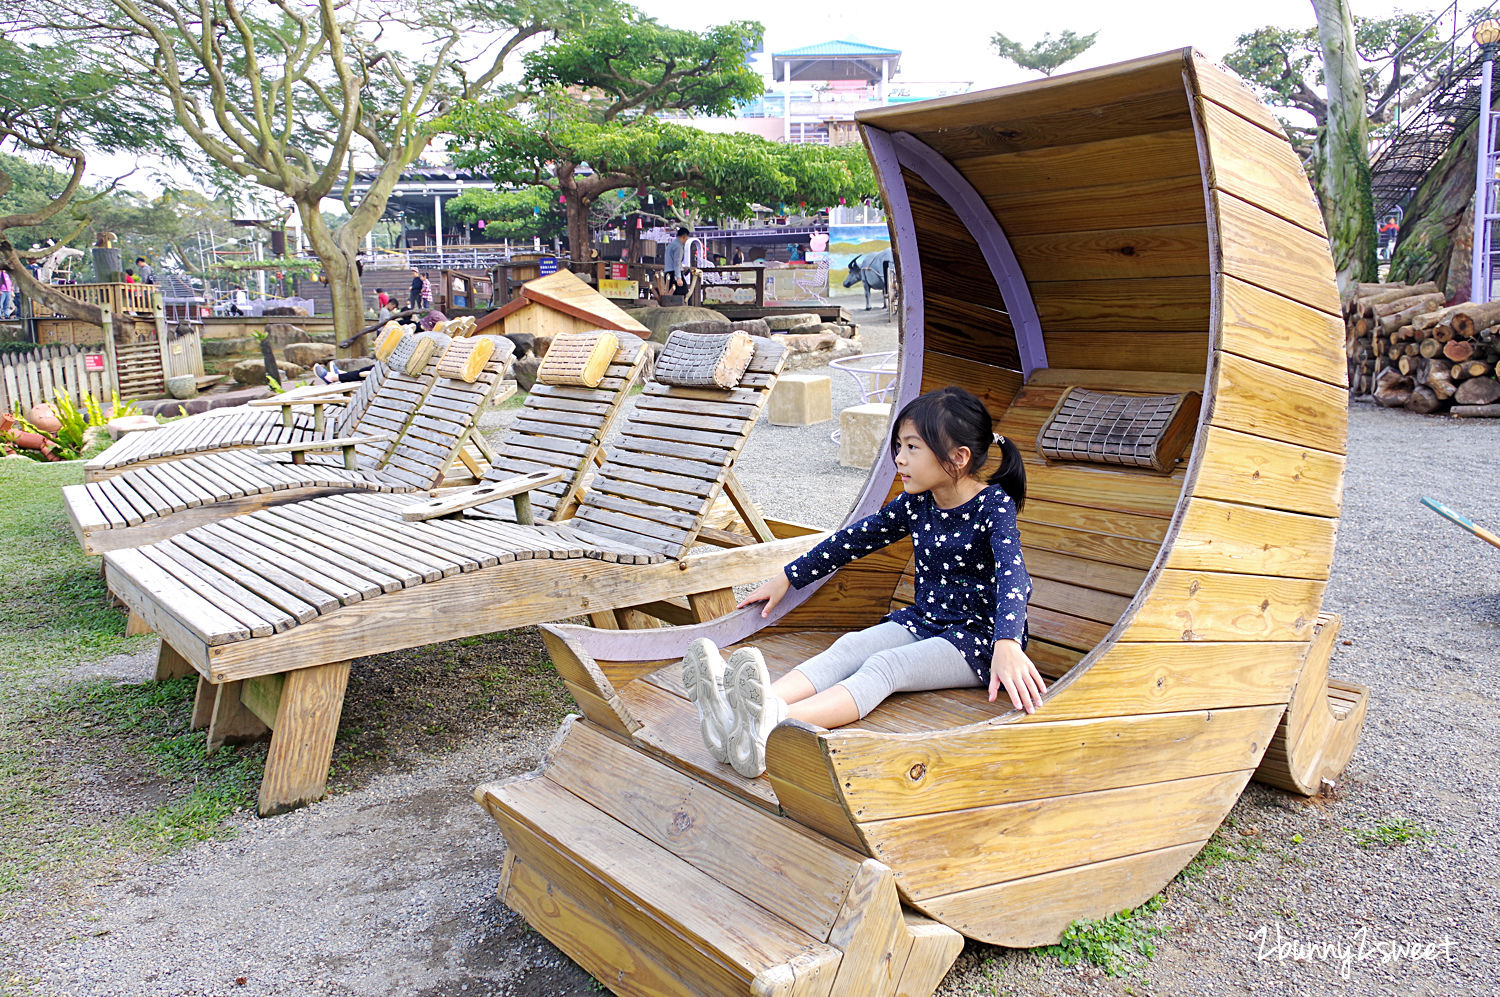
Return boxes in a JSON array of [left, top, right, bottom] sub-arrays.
[[1345, 281, 1500, 416]]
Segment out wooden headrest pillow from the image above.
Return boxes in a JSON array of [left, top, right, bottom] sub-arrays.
[[433, 315, 478, 337], [390, 331, 450, 376], [1036, 387, 1202, 474], [536, 331, 620, 388], [654, 330, 756, 389], [437, 334, 513, 382], [374, 323, 410, 361]]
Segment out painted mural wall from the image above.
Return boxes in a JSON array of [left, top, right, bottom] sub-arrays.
[[827, 222, 892, 300]]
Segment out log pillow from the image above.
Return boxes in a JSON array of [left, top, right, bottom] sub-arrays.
[[654, 330, 755, 389], [536, 331, 619, 387], [374, 323, 409, 360], [437, 335, 511, 382], [1037, 387, 1201, 473]]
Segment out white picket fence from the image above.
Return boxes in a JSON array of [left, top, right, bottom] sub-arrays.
[[0, 344, 111, 415]]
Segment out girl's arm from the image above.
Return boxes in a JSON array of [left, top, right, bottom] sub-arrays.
[[739, 495, 914, 617], [987, 492, 1045, 711]]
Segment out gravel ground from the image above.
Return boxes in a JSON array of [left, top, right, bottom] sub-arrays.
[[7, 327, 1497, 996]]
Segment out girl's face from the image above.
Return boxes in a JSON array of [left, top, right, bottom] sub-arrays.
[[893, 420, 969, 494]]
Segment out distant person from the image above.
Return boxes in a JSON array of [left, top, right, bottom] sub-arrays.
[[663, 227, 691, 294], [376, 288, 389, 310], [135, 257, 156, 284], [229, 286, 247, 316], [408, 268, 424, 310], [0, 268, 13, 320], [123, 268, 136, 283], [731, 247, 745, 266]]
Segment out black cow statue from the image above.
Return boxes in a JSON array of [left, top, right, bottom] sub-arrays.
[[842, 249, 895, 310]]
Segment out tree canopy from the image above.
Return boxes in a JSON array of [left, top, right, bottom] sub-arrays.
[[990, 29, 1098, 77]]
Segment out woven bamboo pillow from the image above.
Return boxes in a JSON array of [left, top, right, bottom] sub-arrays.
[[373, 323, 410, 360], [389, 331, 450, 376], [536, 331, 619, 387], [1037, 388, 1201, 474], [437, 335, 508, 382], [654, 330, 755, 389]]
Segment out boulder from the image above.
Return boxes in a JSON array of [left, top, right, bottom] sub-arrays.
[[284, 341, 336, 367], [202, 336, 255, 357], [783, 336, 863, 372], [107, 414, 161, 440], [26, 403, 61, 434], [231, 358, 306, 386], [504, 332, 536, 359], [811, 321, 857, 339], [264, 306, 310, 317], [627, 304, 731, 343], [730, 318, 771, 338], [770, 331, 839, 355], [165, 375, 198, 400], [673, 320, 732, 336], [513, 354, 542, 392], [765, 312, 821, 332]]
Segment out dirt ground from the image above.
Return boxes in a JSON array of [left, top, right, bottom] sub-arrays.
[[3, 347, 1494, 995]]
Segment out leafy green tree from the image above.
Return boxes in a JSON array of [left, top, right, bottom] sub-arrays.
[[990, 30, 1098, 77], [0, 35, 178, 324], [445, 187, 567, 243], [25, 0, 607, 346]]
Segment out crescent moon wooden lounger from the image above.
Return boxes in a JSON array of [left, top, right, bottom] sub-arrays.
[[103, 335, 826, 816], [62, 335, 516, 556], [470, 49, 1372, 997]]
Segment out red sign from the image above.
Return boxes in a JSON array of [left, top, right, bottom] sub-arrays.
[[83, 353, 105, 372], [610, 263, 628, 280]]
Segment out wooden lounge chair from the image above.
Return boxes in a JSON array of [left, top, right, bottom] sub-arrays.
[[84, 342, 402, 483], [103, 335, 825, 816], [64, 334, 515, 555], [471, 50, 1370, 997]]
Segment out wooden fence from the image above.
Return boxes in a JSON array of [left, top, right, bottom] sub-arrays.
[[0, 344, 111, 415]]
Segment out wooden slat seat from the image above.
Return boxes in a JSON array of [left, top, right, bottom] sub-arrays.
[[65, 345, 513, 556], [84, 362, 399, 481]]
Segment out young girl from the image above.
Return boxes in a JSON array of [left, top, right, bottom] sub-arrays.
[[683, 386, 1045, 778]]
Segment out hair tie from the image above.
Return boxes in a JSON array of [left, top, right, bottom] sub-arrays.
[[994, 433, 1007, 445]]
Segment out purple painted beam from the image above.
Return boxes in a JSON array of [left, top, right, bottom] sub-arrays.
[[552, 125, 930, 661], [890, 131, 1048, 378]]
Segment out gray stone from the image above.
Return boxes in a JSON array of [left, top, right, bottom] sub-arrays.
[[782, 335, 863, 372], [672, 320, 731, 336], [770, 331, 839, 355], [284, 342, 336, 367], [812, 322, 857, 339], [765, 312, 821, 331], [513, 355, 542, 392], [627, 304, 730, 343], [730, 318, 771, 338], [504, 332, 535, 359], [231, 359, 305, 386], [165, 375, 198, 400], [202, 336, 254, 358], [106, 415, 160, 440]]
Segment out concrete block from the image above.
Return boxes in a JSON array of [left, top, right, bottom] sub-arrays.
[[839, 402, 892, 469], [767, 373, 833, 426]]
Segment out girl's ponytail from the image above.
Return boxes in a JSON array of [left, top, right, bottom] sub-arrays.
[[986, 434, 1027, 511]]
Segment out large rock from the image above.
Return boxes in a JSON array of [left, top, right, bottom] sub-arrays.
[[770, 331, 839, 355], [107, 414, 160, 440], [765, 312, 821, 332], [812, 321, 857, 339], [231, 358, 306, 386], [504, 332, 536, 359], [627, 304, 731, 343], [264, 306, 310, 318], [165, 375, 198, 400], [513, 355, 542, 392], [266, 323, 335, 346], [730, 318, 771, 338], [673, 320, 732, 336], [783, 336, 863, 372], [284, 341, 336, 367], [202, 336, 255, 357]]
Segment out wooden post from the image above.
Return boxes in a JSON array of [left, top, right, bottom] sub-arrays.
[[190, 676, 216, 730], [100, 305, 119, 399], [754, 266, 766, 307], [257, 660, 351, 817], [686, 588, 737, 622], [125, 610, 153, 636], [154, 640, 195, 681], [207, 680, 270, 753]]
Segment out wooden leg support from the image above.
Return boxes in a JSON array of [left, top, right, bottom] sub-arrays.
[[154, 641, 195, 681], [207, 681, 271, 753], [257, 661, 351, 818], [190, 676, 216, 731], [125, 610, 153, 637], [686, 588, 736, 624]]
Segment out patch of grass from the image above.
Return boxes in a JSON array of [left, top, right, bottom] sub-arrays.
[[1040, 895, 1168, 977], [1176, 820, 1264, 883], [1348, 816, 1436, 849]]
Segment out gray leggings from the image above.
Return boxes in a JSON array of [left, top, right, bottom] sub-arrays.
[[793, 621, 984, 718]]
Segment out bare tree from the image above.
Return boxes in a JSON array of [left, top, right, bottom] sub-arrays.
[[1312, 0, 1378, 292]]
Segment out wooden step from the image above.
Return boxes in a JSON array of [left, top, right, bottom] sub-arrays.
[[475, 717, 963, 996]]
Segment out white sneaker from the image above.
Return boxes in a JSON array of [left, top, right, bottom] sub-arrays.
[[682, 638, 734, 764], [725, 646, 787, 779]]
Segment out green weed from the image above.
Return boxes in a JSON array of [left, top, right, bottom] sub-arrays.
[[1040, 895, 1168, 977], [1349, 816, 1436, 849]]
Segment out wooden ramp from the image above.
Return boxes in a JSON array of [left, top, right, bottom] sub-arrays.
[[477, 717, 962, 997]]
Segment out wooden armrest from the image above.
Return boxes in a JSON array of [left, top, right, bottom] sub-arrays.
[[247, 383, 356, 408], [401, 469, 566, 522], [256, 433, 392, 455]]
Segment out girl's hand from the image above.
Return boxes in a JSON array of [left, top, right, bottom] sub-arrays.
[[989, 639, 1047, 714], [737, 573, 791, 618]]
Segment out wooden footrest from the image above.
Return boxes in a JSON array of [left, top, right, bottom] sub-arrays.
[[475, 717, 962, 996]]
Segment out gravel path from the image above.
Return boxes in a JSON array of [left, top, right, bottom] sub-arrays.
[[8, 345, 1497, 995]]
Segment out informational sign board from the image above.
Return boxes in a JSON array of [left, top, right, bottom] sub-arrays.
[[538, 257, 558, 276], [84, 353, 106, 372], [609, 263, 628, 280], [598, 278, 638, 300]]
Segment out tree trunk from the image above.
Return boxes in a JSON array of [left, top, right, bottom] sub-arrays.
[[1387, 110, 1484, 294], [298, 201, 367, 357], [0, 242, 103, 327], [566, 196, 593, 265], [1455, 377, 1500, 405], [1313, 0, 1378, 295]]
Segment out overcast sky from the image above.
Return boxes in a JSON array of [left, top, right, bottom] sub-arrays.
[[636, 0, 1332, 89]]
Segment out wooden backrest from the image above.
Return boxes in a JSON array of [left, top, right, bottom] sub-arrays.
[[332, 357, 395, 435], [567, 338, 787, 558], [343, 340, 451, 468], [478, 335, 649, 522], [890, 366, 1202, 677], [376, 337, 516, 488]]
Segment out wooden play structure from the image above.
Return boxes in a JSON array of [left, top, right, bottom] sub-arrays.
[[474, 269, 652, 340], [473, 49, 1368, 995]]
